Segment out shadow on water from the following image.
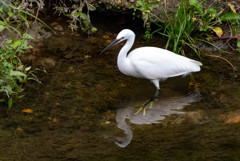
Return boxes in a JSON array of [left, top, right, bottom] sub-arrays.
[[106, 92, 202, 148]]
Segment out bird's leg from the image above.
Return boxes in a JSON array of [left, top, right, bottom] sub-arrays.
[[135, 88, 162, 115], [143, 88, 161, 107]]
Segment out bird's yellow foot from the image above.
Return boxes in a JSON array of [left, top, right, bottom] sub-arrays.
[[134, 107, 144, 115], [134, 100, 154, 116]]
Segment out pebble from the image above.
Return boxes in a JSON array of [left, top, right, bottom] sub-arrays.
[[53, 25, 64, 31], [40, 57, 56, 68], [52, 118, 58, 123], [17, 127, 23, 132], [106, 40, 112, 43], [55, 102, 60, 106], [21, 108, 33, 114], [68, 66, 74, 72], [37, 43, 43, 47], [105, 121, 111, 125], [226, 115, 240, 124], [84, 55, 91, 59], [119, 83, 127, 87], [102, 35, 110, 39], [96, 84, 106, 91], [50, 22, 59, 27]]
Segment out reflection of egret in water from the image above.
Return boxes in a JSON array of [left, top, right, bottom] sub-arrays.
[[107, 92, 201, 148]]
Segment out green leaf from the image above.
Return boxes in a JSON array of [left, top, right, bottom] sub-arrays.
[[0, 98, 6, 102], [12, 59, 17, 65], [206, 7, 217, 19], [91, 27, 97, 33], [27, 77, 41, 83], [21, 40, 29, 50], [237, 39, 240, 51], [220, 12, 240, 22], [8, 11, 13, 17], [4, 85, 14, 95], [6, 39, 12, 44], [232, 24, 238, 35], [75, 11, 81, 17], [144, 2, 149, 10], [136, 0, 144, 7], [0, 25, 5, 32], [10, 71, 27, 78], [11, 40, 22, 48], [8, 98, 13, 109], [3, 62, 13, 68], [207, 8, 217, 15], [88, 3, 96, 11], [65, 13, 72, 17], [80, 13, 88, 20], [25, 66, 31, 71], [18, 65, 24, 70], [189, 0, 202, 14], [22, 33, 33, 39], [0, 20, 7, 26], [152, 1, 160, 6]]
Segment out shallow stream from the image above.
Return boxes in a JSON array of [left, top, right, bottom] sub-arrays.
[[1, 14, 240, 161]]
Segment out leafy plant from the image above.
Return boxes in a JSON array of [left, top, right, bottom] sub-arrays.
[[189, 0, 223, 32], [131, 0, 159, 40], [190, 0, 240, 50], [153, 0, 200, 55], [54, 0, 97, 35], [150, 0, 240, 55], [0, 1, 41, 108], [0, 32, 39, 108], [220, 4, 240, 51], [221, 3, 240, 36]]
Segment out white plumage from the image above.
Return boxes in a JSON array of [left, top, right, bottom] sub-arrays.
[[101, 29, 202, 110], [119, 47, 201, 82]]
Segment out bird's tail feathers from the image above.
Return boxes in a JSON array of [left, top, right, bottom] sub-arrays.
[[190, 60, 202, 66], [189, 60, 202, 72]]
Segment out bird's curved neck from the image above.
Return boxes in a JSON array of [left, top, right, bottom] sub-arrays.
[[117, 36, 135, 62]]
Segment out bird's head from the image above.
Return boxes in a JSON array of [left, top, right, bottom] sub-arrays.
[[100, 29, 135, 55]]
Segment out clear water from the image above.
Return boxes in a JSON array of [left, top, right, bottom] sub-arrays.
[[0, 14, 240, 161]]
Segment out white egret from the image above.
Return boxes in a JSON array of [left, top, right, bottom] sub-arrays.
[[100, 29, 202, 114]]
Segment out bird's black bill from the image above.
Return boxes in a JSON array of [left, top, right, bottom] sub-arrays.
[[100, 38, 121, 55]]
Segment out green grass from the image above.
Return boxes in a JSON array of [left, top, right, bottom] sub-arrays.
[[152, 0, 200, 56]]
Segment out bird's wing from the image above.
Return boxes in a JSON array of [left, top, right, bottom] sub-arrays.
[[128, 47, 200, 80]]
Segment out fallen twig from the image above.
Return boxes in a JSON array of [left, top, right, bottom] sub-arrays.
[[206, 54, 237, 73], [212, 35, 240, 41]]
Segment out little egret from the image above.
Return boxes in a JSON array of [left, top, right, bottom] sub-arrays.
[[100, 29, 202, 114]]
